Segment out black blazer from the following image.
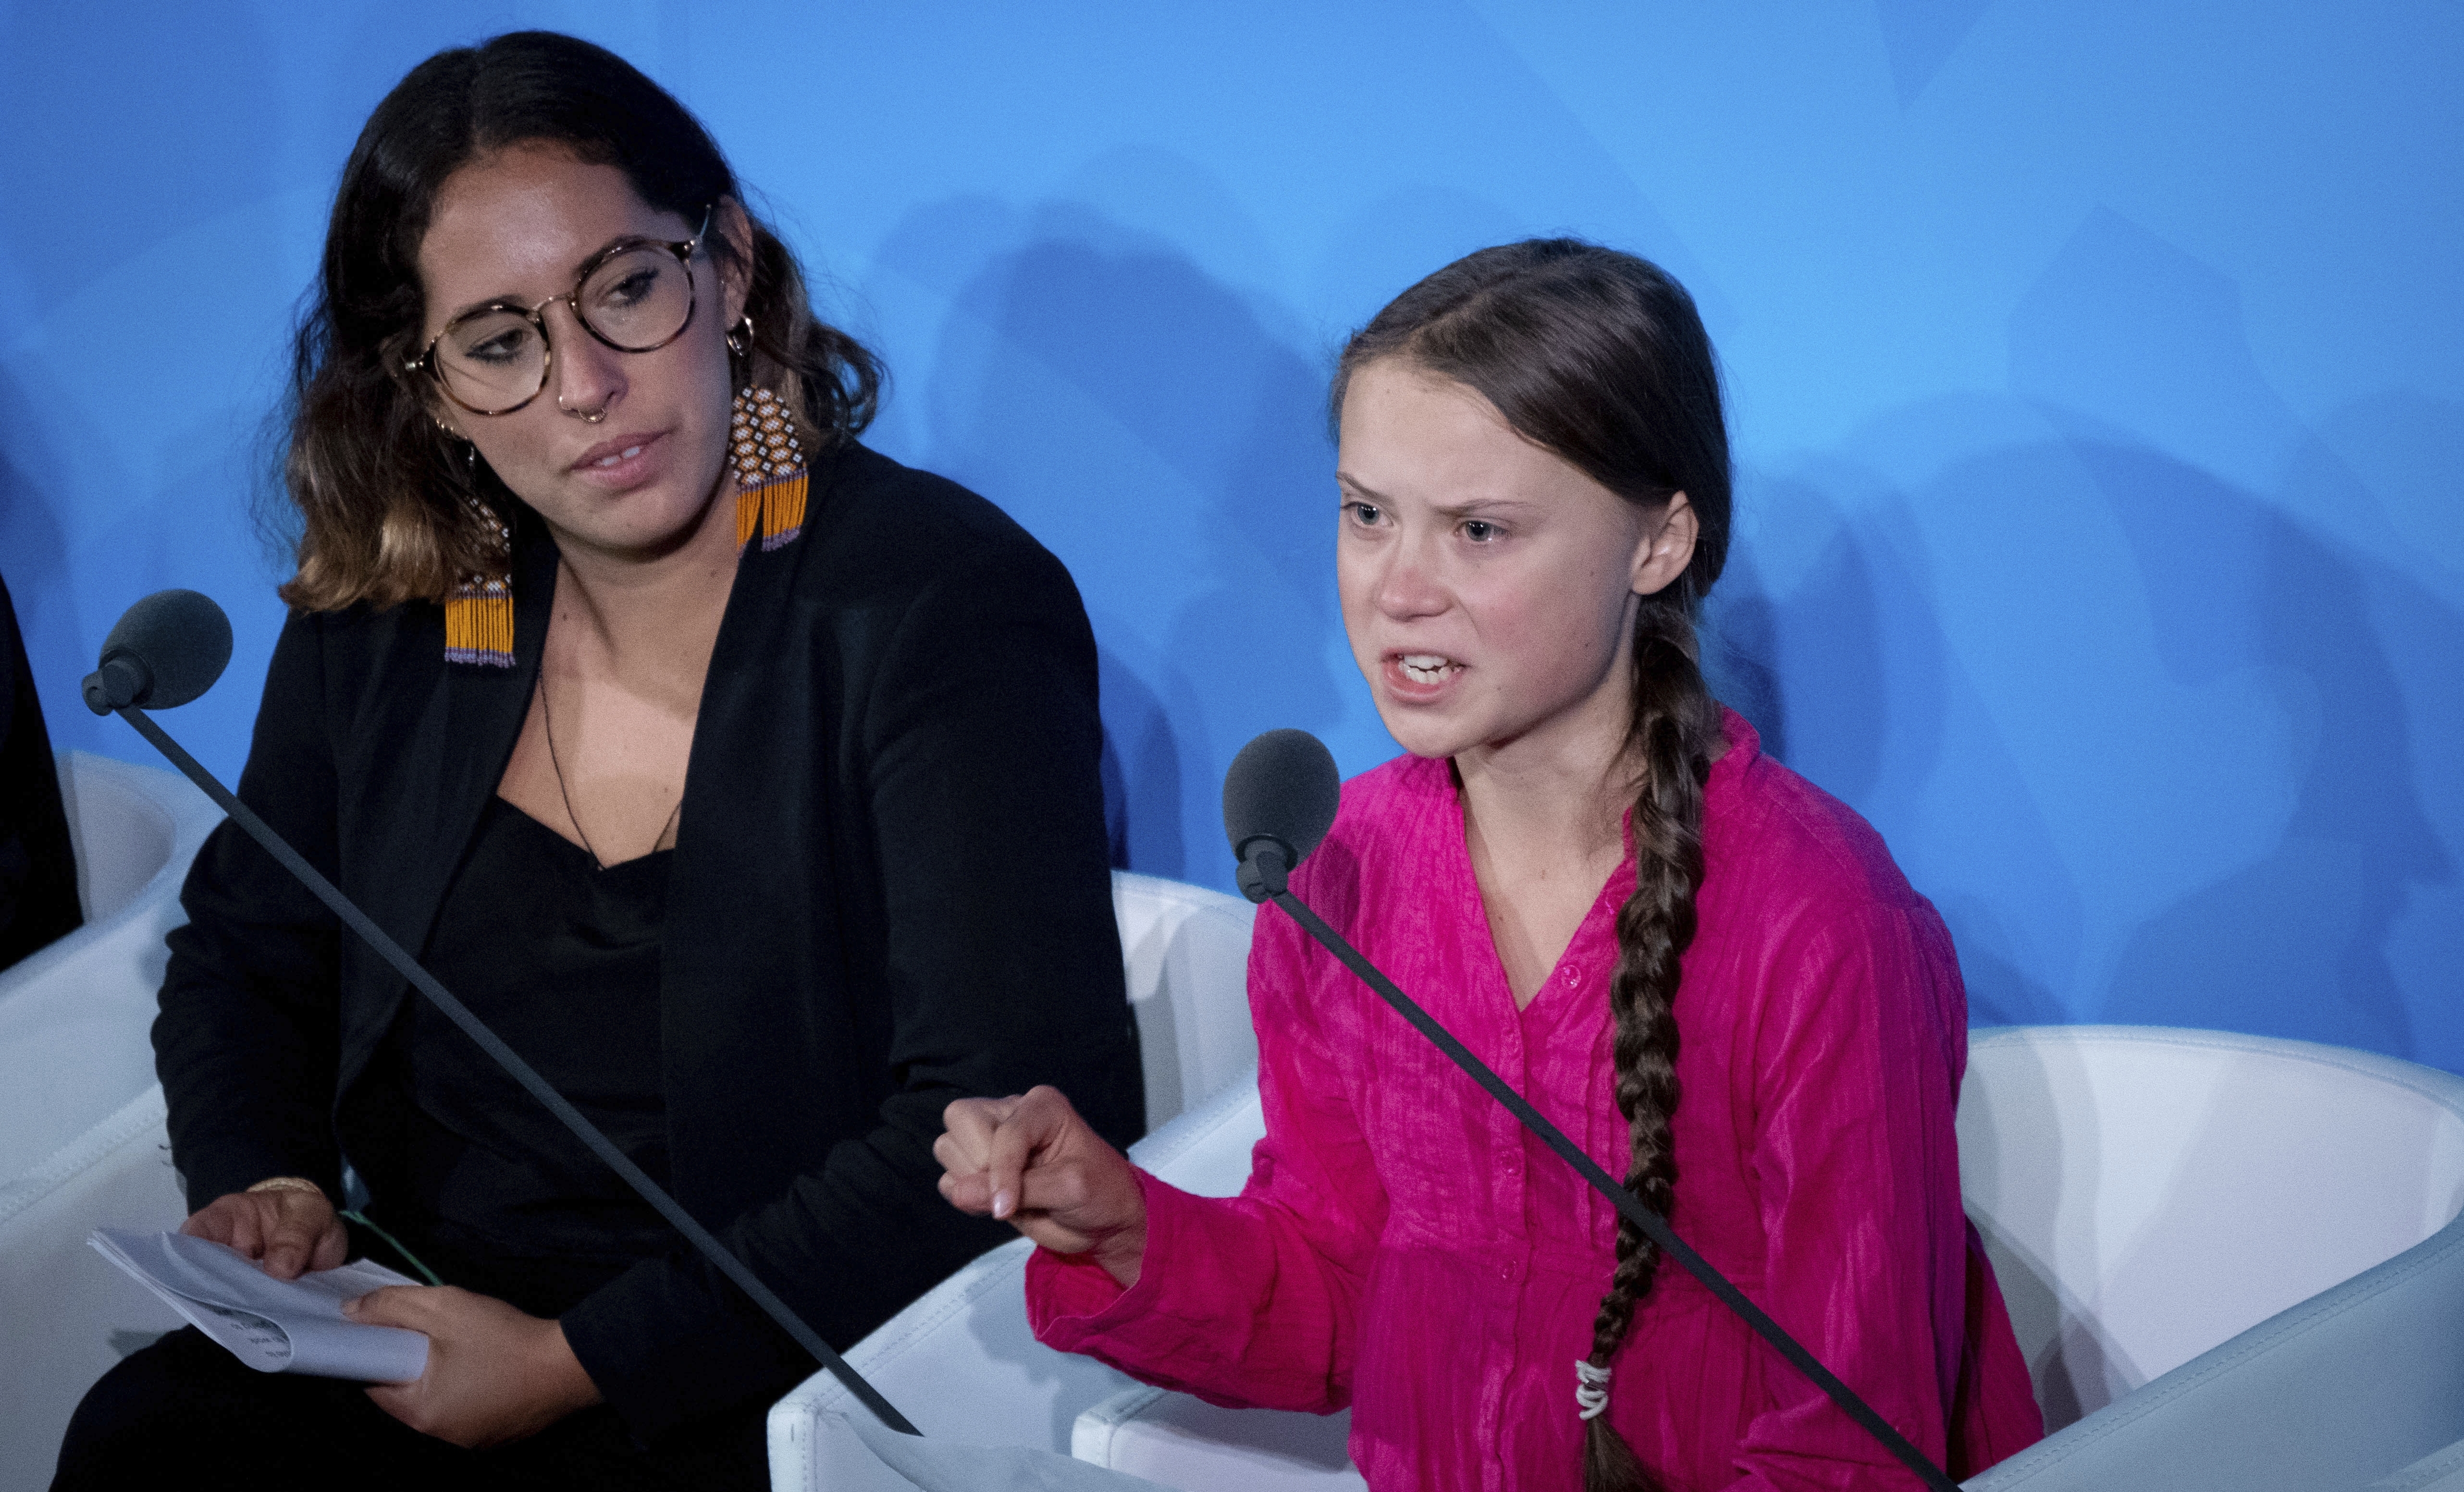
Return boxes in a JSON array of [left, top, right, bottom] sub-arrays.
[[156, 442, 1142, 1439]]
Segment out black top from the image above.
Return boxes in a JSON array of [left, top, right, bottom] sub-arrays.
[[156, 441, 1145, 1442], [346, 796, 674, 1315]]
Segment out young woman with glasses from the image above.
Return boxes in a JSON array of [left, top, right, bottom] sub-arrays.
[[53, 31, 1142, 1490], [936, 243, 2045, 1491]]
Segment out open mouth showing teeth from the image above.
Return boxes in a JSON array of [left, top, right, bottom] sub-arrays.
[[592, 445, 646, 469], [1398, 654, 1459, 685]]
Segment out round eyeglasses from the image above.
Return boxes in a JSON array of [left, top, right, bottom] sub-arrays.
[[406, 207, 712, 416]]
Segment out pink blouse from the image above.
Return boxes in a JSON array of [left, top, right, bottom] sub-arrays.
[[1029, 712, 2043, 1490]]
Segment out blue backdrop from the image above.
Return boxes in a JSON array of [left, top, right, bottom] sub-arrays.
[[5, 4, 2458, 1068]]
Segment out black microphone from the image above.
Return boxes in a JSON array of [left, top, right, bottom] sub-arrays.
[[1221, 730, 1959, 1492], [81, 589, 233, 715], [84, 592, 918, 1437], [1221, 728, 1340, 902]]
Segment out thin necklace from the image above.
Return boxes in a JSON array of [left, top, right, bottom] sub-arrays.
[[537, 667, 682, 869]]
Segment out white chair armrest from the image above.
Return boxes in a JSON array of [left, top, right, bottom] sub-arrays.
[[0, 1085, 191, 1491], [1124, 1064, 1264, 1194], [1063, 1076, 1366, 1487], [1072, 1387, 1361, 1490], [765, 1235, 1141, 1492], [766, 1074, 1269, 1491], [1967, 1204, 2464, 1491], [2367, 1435, 2464, 1492]]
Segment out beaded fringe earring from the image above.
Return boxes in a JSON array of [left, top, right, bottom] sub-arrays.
[[444, 574, 514, 666], [726, 318, 810, 551], [442, 445, 517, 668], [730, 384, 808, 550]]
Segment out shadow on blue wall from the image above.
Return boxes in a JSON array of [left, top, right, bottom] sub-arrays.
[[1709, 453, 2083, 1031], [2082, 436, 2457, 1056], [874, 192, 1355, 886], [0, 369, 84, 738], [1097, 654, 1182, 874]]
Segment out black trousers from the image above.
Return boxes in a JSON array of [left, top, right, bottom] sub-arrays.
[[52, 1327, 769, 1491]]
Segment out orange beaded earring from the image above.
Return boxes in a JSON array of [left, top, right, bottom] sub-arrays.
[[442, 440, 516, 668], [727, 320, 809, 551]]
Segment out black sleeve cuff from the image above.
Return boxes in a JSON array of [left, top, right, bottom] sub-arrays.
[[560, 1248, 816, 1444]]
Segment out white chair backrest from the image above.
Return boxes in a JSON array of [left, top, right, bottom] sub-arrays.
[[59, 750, 181, 923], [0, 753, 219, 1183], [1958, 1026, 2464, 1430], [1112, 870, 1256, 1131]]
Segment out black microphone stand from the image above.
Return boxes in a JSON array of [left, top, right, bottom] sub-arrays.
[[1238, 845, 1963, 1492], [110, 702, 922, 1437]]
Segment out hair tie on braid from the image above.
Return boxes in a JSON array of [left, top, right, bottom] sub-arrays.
[[1575, 1360, 1614, 1421]]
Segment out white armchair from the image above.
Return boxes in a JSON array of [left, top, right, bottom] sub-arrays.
[[1960, 1027, 2464, 1491], [1957, 1027, 2464, 1431], [0, 752, 218, 1492]]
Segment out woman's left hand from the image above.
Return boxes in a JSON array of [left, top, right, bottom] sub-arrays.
[[344, 1285, 603, 1448]]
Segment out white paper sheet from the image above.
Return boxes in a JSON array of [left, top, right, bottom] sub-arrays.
[[89, 1227, 429, 1381]]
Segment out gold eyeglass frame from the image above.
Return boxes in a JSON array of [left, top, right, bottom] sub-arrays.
[[405, 205, 714, 417]]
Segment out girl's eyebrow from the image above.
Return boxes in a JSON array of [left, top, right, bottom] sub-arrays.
[[1337, 473, 1534, 518], [1428, 497, 1538, 521]]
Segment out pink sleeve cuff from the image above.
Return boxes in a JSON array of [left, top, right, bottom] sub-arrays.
[[1025, 1167, 1201, 1351]]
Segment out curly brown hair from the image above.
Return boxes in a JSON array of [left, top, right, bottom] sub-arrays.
[[1332, 239, 1730, 1492], [277, 31, 880, 612]]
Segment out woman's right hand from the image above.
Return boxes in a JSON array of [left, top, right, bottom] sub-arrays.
[[937, 1086, 1149, 1289], [180, 1182, 348, 1281]]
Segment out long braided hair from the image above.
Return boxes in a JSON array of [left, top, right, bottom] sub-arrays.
[[1332, 241, 1729, 1492]]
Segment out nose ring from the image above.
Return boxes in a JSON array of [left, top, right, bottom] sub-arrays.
[[557, 391, 609, 424]]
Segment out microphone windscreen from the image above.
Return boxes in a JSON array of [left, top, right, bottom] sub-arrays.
[[99, 589, 233, 709], [1223, 729, 1341, 870]]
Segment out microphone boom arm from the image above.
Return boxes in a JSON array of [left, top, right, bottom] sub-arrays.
[[1256, 861, 1960, 1492], [114, 704, 921, 1437]]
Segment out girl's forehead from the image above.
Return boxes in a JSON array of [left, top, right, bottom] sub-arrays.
[[1341, 366, 1595, 510]]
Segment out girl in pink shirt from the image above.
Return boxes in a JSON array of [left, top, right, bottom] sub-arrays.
[[939, 242, 2043, 1490]]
